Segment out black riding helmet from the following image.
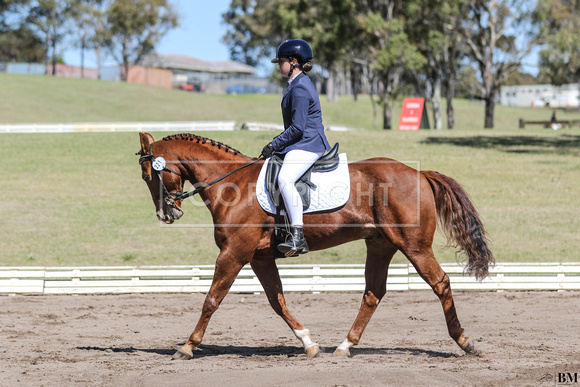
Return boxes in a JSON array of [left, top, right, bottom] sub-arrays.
[[271, 39, 313, 64]]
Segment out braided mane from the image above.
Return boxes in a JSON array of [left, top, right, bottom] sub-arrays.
[[162, 133, 244, 156]]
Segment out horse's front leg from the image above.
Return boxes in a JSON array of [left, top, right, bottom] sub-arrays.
[[173, 249, 246, 360], [250, 260, 320, 358]]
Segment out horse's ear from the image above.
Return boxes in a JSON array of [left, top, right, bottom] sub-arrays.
[[137, 132, 155, 156]]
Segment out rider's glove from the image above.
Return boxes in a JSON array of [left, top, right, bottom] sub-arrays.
[[261, 142, 275, 158]]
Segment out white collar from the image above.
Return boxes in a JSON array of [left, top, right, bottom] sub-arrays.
[[288, 73, 299, 85]]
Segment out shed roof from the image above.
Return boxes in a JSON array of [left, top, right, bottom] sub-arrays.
[[142, 54, 257, 74]]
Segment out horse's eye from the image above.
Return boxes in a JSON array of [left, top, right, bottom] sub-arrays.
[[143, 174, 151, 182]]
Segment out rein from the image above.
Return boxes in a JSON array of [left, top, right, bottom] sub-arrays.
[[139, 144, 265, 203]]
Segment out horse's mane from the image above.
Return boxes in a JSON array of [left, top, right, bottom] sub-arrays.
[[162, 133, 245, 156]]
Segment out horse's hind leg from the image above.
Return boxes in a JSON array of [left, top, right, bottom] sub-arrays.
[[250, 260, 320, 358], [334, 237, 397, 357], [404, 247, 474, 353]]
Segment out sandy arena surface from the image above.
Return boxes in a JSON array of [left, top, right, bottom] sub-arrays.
[[1, 290, 578, 386]]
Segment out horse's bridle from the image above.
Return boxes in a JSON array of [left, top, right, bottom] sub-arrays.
[[138, 144, 187, 215], [139, 144, 265, 210]]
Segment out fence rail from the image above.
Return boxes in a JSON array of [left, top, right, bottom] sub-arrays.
[[0, 121, 359, 134], [0, 121, 237, 133], [1, 263, 579, 295]]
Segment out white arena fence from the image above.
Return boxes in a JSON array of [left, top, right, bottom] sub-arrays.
[[0, 121, 237, 133], [0, 121, 360, 134], [1, 263, 579, 295]]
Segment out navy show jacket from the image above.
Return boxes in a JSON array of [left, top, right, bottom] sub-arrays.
[[271, 73, 331, 154]]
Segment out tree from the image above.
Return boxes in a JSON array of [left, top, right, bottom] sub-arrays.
[[106, 0, 177, 81], [0, 23, 44, 62], [1, 0, 45, 62], [408, 0, 468, 129], [222, 0, 280, 68], [69, 0, 106, 78], [461, 0, 539, 128], [223, 0, 359, 102], [356, 1, 425, 129], [533, 0, 580, 86], [26, 0, 71, 75]]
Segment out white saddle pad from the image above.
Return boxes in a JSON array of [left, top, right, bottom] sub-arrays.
[[256, 153, 350, 214]]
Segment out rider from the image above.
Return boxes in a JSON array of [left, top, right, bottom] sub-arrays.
[[261, 39, 331, 257]]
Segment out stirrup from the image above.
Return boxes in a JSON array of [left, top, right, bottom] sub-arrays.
[[277, 227, 309, 257]]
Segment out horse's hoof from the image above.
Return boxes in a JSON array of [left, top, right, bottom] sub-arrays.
[[333, 348, 351, 357], [306, 344, 320, 358], [172, 346, 193, 360], [459, 336, 475, 353]]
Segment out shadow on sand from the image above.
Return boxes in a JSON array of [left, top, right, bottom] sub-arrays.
[[77, 344, 459, 359]]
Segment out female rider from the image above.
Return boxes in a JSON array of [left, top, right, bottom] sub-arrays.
[[261, 39, 331, 257]]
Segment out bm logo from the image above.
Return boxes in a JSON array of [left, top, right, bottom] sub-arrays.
[[558, 373, 579, 385]]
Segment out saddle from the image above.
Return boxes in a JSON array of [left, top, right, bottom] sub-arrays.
[[264, 143, 340, 211]]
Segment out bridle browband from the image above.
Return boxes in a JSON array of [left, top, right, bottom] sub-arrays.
[[139, 143, 265, 206]]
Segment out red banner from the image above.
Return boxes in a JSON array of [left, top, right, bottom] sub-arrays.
[[398, 98, 428, 131]]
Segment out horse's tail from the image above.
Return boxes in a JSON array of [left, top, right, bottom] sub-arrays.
[[422, 170, 495, 280]]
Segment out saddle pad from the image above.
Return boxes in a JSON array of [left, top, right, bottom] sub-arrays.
[[256, 153, 350, 214]]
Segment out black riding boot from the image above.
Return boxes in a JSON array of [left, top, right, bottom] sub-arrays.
[[277, 226, 309, 257]]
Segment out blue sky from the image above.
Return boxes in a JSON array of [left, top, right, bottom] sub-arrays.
[[156, 0, 231, 61], [65, 0, 235, 67]]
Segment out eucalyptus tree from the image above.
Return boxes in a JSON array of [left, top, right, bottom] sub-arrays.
[[533, 0, 580, 87], [460, 0, 539, 128], [105, 0, 177, 81], [69, 0, 106, 77], [222, 0, 280, 67], [223, 0, 358, 102], [355, 0, 425, 129], [0, 0, 45, 62], [407, 0, 468, 129], [26, 0, 71, 75]]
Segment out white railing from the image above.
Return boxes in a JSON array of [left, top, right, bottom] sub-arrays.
[[1, 263, 579, 294], [0, 121, 360, 133], [0, 121, 237, 133]]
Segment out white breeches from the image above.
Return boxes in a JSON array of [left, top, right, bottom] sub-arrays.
[[278, 149, 323, 227]]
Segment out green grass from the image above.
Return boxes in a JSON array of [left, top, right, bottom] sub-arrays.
[[1, 73, 579, 267]]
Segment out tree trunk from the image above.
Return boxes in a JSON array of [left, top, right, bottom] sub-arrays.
[[326, 67, 339, 102], [484, 95, 495, 128], [432, 78, 443, 130], [80, 41, 85, 79], [122, 38, 129, 81], [96, 44, 102, 80], [383, 98, 392, 129], [51, 29, 57, 76], [446, 79, 455, 129], [351, 65, 359, 102], [44, 30, 50, 75]]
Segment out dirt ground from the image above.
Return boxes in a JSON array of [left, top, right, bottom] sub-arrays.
[[1, 290, 578, 386]]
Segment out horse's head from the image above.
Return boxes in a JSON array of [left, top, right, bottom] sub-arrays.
[[136, 132, 185, 224]]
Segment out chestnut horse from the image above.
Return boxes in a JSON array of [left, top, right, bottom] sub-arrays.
[[136, 132, 494, 360]]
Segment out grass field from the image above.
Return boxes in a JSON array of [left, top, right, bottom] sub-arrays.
[[1, 73, 579, 267]]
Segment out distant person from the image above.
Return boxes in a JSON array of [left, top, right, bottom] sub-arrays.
[[550, 110, 562, 130], [260, 39, 331, 257]]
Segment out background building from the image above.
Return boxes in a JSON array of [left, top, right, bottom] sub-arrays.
[[500, 83, 580, 108], [141, 53, 275, 94]]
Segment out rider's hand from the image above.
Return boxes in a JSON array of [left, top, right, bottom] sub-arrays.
[[261, 142, 275, 158]]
